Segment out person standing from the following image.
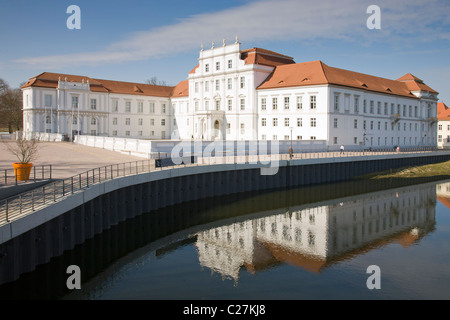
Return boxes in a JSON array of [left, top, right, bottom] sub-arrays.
[[340, 145, 344, 155]]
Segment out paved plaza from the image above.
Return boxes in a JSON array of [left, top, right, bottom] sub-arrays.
[[0, 140, 144, 180]]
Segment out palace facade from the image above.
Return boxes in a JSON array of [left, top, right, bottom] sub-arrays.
[[22, 40, 439, 149]]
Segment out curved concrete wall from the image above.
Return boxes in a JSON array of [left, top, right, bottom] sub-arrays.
[[0, 152, 449, 284]]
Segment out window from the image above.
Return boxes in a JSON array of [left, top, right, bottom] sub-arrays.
[[112, 130, 117, 136], [125, 101, 131, 112], [161, 119, 166, 126], [310, 136, 316, 140], [215, 100, 220, 111], [44, 95, 52, 107], [273, 135, 278, 140], [72, 116, 77, 125], [261, 134, 266, 140], [46, 115, 51, 124], [91, 130, 97, 136], [138, 102, 143, 113], [150, 119, 155, 126], [297, 96, 303, 109], [112, 100, 118, 112], [125, 131, 130, 136], [113, 118, 117, 125], [284, 118, 290, 127], [138, 131, 142, 136], [72, 96, 79, 109], [215, 80, 220, 91], [384, 102, 388, 115], [334, 137, 338, 144], [90, 99, 97, 110], [228, 59, 233, 69], [262, 118, 267, 126], [354, 119, 358, 129], [370, 101, 374, 114], [150, 102, 155, 113], [205, 63, 209, 72], [354, 137, 358, 144], [161, 104, 166, 113], [91, 118, 96, 125], [240, 123, 245, 134], [310, 96, 316, 109], [354, 96, 359, 113], [377, 101, 381, 114], [272, 97, 278, 110], [297, 118, 302, 127], [334, 118, 338, 128], [240, 77, 245, 89], [216, 62, 220, 71], [261, 98, 266, 110], [240, 99, 245, 110], [125, 118, 130, 126], [284, 135, 290, 141], [227, 123, 231, 134], [284, 97, 290, 110], [227, 78, 232, 90], [334, 94, 339, 111], [195, 82, 199, 93], [311, 118, 316, 127], [205, 81, 209, 92], [228, 100, 232, 111], [138, 118, 143, 126], [273, 118, 278, 126]]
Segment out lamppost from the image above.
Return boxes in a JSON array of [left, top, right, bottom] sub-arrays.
[[289, 127, 293, 159]]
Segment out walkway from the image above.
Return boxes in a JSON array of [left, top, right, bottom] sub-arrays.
[[0, 141, 144, 180]]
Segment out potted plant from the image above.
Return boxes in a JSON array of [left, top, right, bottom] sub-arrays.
[[4, 137, 39, 181]]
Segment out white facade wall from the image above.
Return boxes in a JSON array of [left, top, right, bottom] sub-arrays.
[[438, 120, 450, 149], [23, 80, 171, 140]]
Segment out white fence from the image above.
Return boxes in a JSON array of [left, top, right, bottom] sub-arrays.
[[74, 135, 329, 159]]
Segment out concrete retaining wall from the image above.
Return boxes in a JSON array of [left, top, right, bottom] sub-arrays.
[[0, 152, 449, 284]]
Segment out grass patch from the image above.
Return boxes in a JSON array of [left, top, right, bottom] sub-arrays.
[[358, 160, 450, 180]]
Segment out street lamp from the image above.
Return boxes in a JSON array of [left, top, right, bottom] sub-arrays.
[[289, 127, 293, 159]]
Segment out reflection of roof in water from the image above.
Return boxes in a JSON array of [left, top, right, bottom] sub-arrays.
[[253, 225, 434, 274], [437, 196, 450, 210]]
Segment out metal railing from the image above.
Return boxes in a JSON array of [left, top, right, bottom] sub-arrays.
[[0, 147, 446, 227], [0, 165, 52, 187]]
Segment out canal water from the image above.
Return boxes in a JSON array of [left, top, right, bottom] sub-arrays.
[[1, 178, 449, 300]]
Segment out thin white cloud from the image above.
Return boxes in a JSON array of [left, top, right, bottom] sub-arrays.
[[14, 0, 450, 69]]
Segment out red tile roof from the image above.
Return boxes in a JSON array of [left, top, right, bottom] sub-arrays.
[[241, 47, 295, 67], [258, 60, 438, 98], [171, 79, 189, 98], [438, 102, 450, 121], [22, 72, 175, 97]]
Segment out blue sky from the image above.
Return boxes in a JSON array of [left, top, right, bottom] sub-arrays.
[[1, 0, 449, 103]]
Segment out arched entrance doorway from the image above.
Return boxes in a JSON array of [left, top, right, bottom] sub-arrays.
[[214, 120, 221, 139]]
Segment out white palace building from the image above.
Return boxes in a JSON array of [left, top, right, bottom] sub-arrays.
[[22, 39, 439, 150]]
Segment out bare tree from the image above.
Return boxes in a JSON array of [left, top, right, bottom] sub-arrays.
[[0, 78, 9, 94], [0, 87, 23, 133], [4, 138, 39, 163], [145, 76, 168, 86]]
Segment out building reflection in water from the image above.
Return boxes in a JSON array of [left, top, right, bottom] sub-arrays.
[[195, 183, 438, 284], [437, 181, 450, 210]]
